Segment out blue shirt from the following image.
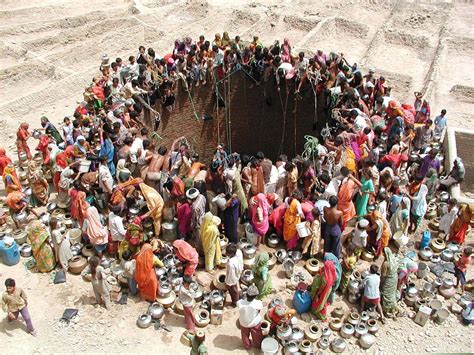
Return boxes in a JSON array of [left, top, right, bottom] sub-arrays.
[[434, 114, 447, 135]]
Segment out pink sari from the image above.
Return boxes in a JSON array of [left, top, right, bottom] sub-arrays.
[[250, 193, 270, 236], [269, 203, 286, 237], [85, 206, 108, 245]]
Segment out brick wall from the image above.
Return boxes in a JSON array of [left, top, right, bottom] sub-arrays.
[[154, 70, 329, 162]]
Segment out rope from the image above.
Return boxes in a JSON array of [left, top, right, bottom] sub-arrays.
[[278, 82, 290, 156], [182, 80, 199, 120], [301, 135, 319, 161]]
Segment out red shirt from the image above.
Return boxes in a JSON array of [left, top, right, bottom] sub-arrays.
[[456, 255, 472, 273]]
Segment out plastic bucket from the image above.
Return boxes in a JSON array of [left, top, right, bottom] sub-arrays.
[[262, 337, 279, 355], [296, 222, 310, 238]]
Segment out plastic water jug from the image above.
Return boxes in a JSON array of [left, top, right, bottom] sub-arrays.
[[420, 230, 431, 250], [3, 240, 20, 266], [292, 289, 312, 314]]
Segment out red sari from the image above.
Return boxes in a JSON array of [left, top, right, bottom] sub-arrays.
[[337, 179, 356, 230], [135, 244, 158, 302], [310, 261, 336, 319], [269, 203, 287, 237], [69, 189, 89, 224], [0, 148, 13, 176], [16, 123, 31, 160], [449, 205, 472, 245]]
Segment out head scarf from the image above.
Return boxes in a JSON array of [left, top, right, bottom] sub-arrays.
[[384, 247, 397, 274], [173, 239, 198, 264], [411, 184, 428, 217], [85, 206, 107, 244], [0, 148, 13, 176], [3, 164, 21, 193], [324, 253, 342, 303]]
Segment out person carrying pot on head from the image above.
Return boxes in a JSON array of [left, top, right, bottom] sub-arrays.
[[237, 285, 263, 350]]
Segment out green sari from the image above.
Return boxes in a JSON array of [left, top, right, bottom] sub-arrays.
[[381, 247, 398, 314], [252, 252, 272, 299], [28, 221, 56, 273], [355, 177, 374, 217]]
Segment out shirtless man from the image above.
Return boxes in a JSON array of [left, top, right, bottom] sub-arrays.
[[161, 136, 185, 200], [146, 145, 167, 189], [323, 195, 343, 258], [117, 137, 133, 162]]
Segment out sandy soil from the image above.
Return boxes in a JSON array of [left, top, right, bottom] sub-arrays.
[[1, 0, 474, 354]]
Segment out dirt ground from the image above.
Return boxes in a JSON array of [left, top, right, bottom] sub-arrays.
[[1, 0, 474, 354]]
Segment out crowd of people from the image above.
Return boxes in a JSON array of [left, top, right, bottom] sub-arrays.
[[1, 32, 473, 348]]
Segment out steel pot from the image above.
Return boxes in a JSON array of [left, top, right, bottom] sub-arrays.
[[439, 286, 456, 299], [237, 237, 249, 250], [441, 249, 454, 262], [101, 258, 112, 269], [129, 204, 141, 216], [284, 340, 299, 354], [39, 212, 51, 226], [360, 311, 369, 323], [407, 283, 418, 298], [242, 244, 256, 259], [340, 323, 355, 339], [267, 233, 279, 248], [155, 267, 167, 278], [355, 323, 368, 338], [291, 326, 304, 342], [163, 254, 176, 268], [447, 243, 460, 253], [20, 244, 32, 257], [159, 282, 172, 297], [148, 302, 165, 320], [318, 336, 330, 350], [431, 254, 441, 263], [348, 279, 360, 294], [268, 252, 277, 270], [321, 325, 332, 338], [46, 202, 57, 213], [422, 282, 435, 298], [240, 269, 254, 285], [439, 191, 450, 203], [209, 289, 224, 305], [13, 210, 28, 224], [275, 249, 287, 263], [162, 219, 178, 242], [282, 258, 295, 278], [459, 293, 473, 309], [331, 337, 347, 353], [430, 238, 446, 253], [12, 230, 27, 245], [299, 339, 314, 353], [330, 318, 343, 331], [277, 324, 292, 341], [419, 247, 433, 261], [137, 314, 152, 329], [332, 306, 345, 319], [169, 272, 182, 287], [359, 333, 376, 349], [269, 296, 284, 309], [347, 312, 360, 326], [442, 277, 455, 289], [417, 262, 429, 279], [288, 250, 302, 263]]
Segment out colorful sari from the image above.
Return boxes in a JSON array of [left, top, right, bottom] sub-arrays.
[[173, 240, 199, 276], [249, 193, 270, 237], [449, 205, 472, 245], [139, 183, 164, 236], [0, 148, 13, 176], [135, 243, 158, 302], [3, 164, 22, 195], [371, 210, 391, 257], [200, 212, 222, 271], [381, 247, 398, 314], [310, 260, 336, 320], [340, 254, 357, 294], [355, 177, 374, 217], [85, 206, 108, 246], [283, 198, 301, 249], [70, 189, 89, 225], [269, 203, 287, 237], [337, 178, 356, 229], [36, 135, 51, 165], [324, 253, 342, 304], [16, 123, 31, 160], [28, 221, 56, 272], [252, 252, 272, 300], [27, 161, 49, 206]]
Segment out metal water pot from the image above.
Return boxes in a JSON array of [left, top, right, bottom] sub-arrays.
[[147, 302, 165, 320]]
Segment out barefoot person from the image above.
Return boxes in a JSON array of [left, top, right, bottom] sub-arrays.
[[2, 279, 37, 336]]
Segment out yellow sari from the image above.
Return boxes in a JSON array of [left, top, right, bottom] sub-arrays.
[[200, 212, 222, 271], [139, 183, 164, 236]]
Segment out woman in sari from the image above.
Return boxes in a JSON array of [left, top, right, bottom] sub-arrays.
[[285, 162, 298, 196], [337, 167, 361, 230], [280, 38, 292, 63], [355, 168, 375, 217], [0, 148, 13, 176], [310, 260, 336, 320], [70, 189, 89, 227], [135, 243, 158, 302], [200, 212, 222, 271], [249, 193, 270, 247], [409, 184, 428, 233], [340, 250, 357, 295], [449, 204, 472, 245], [283, 192, 304, 250], [116, 159, 131, 183], [84, 206, 108, 257], [252, 252, 272, 300], [73, 136, 91, 160], [425, 168, 439, 201], [40, 116, 63, 145], [381, 247, 398, 316], [27, 221, 56, 273], [35, 134, 51, 165], [390, 196, 410, 237], [324, 253, 342, 304], [369, 209, 391, 257], [16, 123, 32, 160], [173, 240, 199, 277], [139, 183, 164, 236], [269, 203, 287, 238], [27, 161, 49, 206], [3, 164, 22, 195]]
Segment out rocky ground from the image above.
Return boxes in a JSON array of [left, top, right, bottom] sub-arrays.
[[1, 0, 474, 353]]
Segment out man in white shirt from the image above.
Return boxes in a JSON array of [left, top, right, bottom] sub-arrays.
[[108, 206, 126, 243], [178, 275, 196, 332], [351, 219, 369, 256], [62, 117, 74, 146], [225, 244, 243, 306], [237, 285, 263, 350], [362, 264, 385, 321], [98, 156, 114, 200], [130, 127, 148, 166]]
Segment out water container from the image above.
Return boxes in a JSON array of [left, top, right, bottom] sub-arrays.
[[420, 230, 431, 250], [296, 222, 311, 238], [3, 240, 20, 266], [292, 289, 312, 314], [0, 239, 5, 264]]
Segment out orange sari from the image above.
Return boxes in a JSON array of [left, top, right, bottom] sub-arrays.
[[283, 199, 301, 242], [135, 243, 158, 302], [337, 178, 356, 228]]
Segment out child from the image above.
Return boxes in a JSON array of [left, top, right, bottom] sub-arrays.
[[362, 264, 385, 321], [302, 208, 321, 257], [120, 250, 138, 296], [186, 330, 208, 355], [179, 275, 196, 332], [455, 247, 472, 293], [177, 196, 192, 240], [350, 219, 369, 258]]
